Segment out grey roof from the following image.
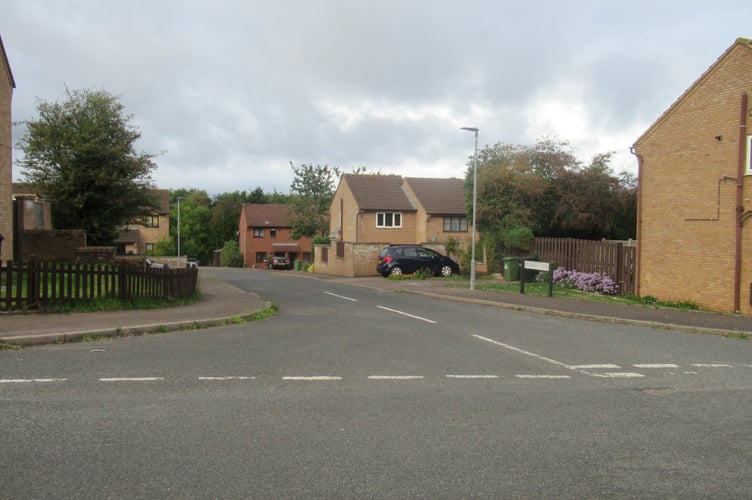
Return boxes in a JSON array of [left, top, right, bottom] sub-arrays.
[[405, 177, 467, 215], [342, 174, 416, 211]]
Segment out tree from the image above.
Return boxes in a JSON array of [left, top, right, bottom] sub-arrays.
[[17, 88, 157, 245], [289, 162, 340, 238]]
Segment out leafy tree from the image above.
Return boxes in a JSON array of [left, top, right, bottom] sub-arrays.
[[219, 240, 243, 267], [289, 162, 340, 238], [17, 88, 157, 245]]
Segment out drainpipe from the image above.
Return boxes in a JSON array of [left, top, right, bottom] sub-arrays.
[[734, 92, 748, 313], [630, 145, 644, 298]]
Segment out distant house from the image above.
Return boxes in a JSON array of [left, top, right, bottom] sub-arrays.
[[0, 34, 15, 261], [238, 203, 313, 268], [114, 189, 171, 255], [316, 174, 476, 277], [632, 37, 752, 314]]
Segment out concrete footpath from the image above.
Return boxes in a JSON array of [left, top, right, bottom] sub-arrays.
[[1, 270, 751, 347]]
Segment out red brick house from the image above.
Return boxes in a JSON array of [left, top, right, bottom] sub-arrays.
[[632, 37, 752, 314], [0, 34, 15, 261], [316, 174, 477, 277], [238, 203, 313, 268]]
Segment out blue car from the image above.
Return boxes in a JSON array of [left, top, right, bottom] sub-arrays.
[[377, 245, 459, 277]]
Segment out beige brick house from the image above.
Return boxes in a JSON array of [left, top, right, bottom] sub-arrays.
[[316, 174, 475, 277], [632, 37, 752, 314], [114, 189, 170, 255], [0, 34, 15, 261]]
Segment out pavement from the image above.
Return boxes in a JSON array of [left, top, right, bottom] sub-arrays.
[[1, 269, 751, 347]]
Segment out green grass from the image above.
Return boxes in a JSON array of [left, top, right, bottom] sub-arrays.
[[42, 292, 203, 313]]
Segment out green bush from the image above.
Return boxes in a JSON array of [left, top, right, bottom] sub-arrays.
[[220, 240, 244, 267]]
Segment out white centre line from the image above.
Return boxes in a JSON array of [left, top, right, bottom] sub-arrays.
[[590, 372, 645, 378], [199, 376, 256, 381], [569, 364, 621, 370], [282, 376, 342, 381], [633, 364, 679, 369], [323, 291, 358, 302], [99, 377, 164, 382], [368, 375, 425, 380], [473, 335, 570, 369], [446, 374, 499, 379], [691, 363, 732, 368], [515, 374, 571, 379], [377, 306, 436, 324], [0, 378, 68, 383]]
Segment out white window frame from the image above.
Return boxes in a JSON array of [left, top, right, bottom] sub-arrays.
[[376, 212, 402, 228]]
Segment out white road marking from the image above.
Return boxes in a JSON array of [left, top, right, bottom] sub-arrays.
[[634, 364, 679, 369], [323, 291, 358, 302], [368, 375, 425, 380], [473, 335, 570, 368], [590, 372, 645, 378], [282, 376, 342, 381], [199, 376, 256, 381], [569, 364, 621, 369], [515, 375, 571, 379], [446, 374, 499, 379], [691, 363, 732, 368], [377, 306, 437, 324], [99, 377, 164, 382], [0, 378, 67, 383]]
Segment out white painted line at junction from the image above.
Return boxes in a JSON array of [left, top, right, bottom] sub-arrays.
[[282, 376, 342, 381], [199, 376, 256, 381], [323, 291, 358, 302], [515, 374, 571, 379], [0, 378, 68, 383], [377, 306, 437, 324], [99, 377, 164, 382], [368, 375, 425, 380], [569, 364, 620, 370], [633, 364, 679, 369], [446, 374, 499, 379], [590, 372, 645, 378], [473, 335, 570, 369], [691, 363, 732, 368]]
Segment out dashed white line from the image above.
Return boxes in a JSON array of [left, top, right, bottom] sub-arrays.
[[472, 335, 570, 369], [377, 306, 437, 324], [515, 375, 571, 379], [0, 378, 68, 383], [323, 291, 358, 302], [99, 377, 164, 382], [691, 363, 732, 368], [199, 376, 256, 381], [282, 376, 342, 381], [590, 372, 645, 378], [634, 364, 679, 369], [570, 364, 620, 370], [368, 375, 425, 380], [446, 374, 499, 379]]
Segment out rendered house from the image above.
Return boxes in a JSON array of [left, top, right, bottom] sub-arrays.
[[0, 34, 15, 261], [238, 203, 313, 268], [632, 37, 752, 314], [316, 174, 475, 277], [114, 189, 171, 255]]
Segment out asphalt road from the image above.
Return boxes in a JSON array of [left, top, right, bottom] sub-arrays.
[[1, 269, 751, 498]]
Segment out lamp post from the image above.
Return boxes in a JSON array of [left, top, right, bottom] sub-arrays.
[[177, 196, 184, 268], [461, 127, 479, 290]]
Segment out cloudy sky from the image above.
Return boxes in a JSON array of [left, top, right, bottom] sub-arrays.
[[3, 1, 751, 195]]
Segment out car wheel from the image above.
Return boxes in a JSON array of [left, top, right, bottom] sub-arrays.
[[390, 266, 403, 276], [440, 265, 453, 277]]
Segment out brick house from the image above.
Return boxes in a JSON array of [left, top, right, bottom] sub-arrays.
[[0, 34, 15, 261], [632, 37, 752, 314], [238, 203, 313, 268], [316, 174, 476, 277], [114, 189, 170, 255]]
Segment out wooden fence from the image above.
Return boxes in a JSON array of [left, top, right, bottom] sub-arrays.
[[1, 260, 199, 312], [533, 238, 636, 295]]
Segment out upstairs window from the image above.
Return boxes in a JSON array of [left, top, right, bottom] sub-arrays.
[[376, 212, 402, 228], [270, 228, 277, 238], [143, 215, 159, 228], [443, 216, 468, 232], [253, 228, 264, 238]]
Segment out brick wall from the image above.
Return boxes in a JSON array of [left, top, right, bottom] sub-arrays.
[[19, 230, 87, 261], [635, 43, 752, 313], [0, 51, 12, 261]]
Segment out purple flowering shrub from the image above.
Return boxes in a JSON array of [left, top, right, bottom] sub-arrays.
[[552, 267, 619, 295]]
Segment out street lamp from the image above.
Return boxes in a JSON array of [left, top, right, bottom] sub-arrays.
[[177, 196, 184, 268], [461, 127, 479, 290]]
